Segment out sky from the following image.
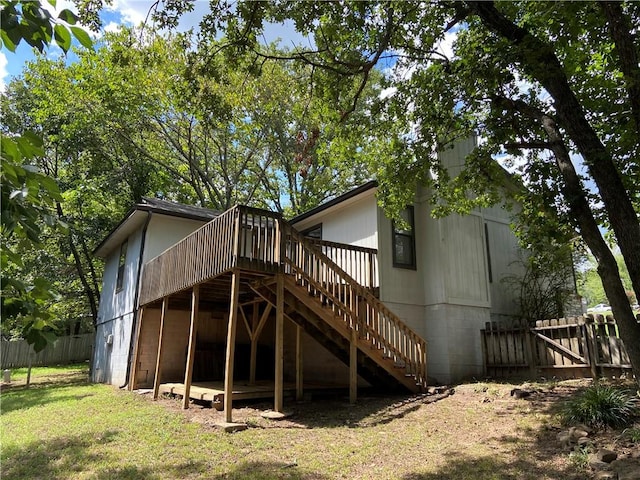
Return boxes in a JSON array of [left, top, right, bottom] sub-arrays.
[[1, 0, 310, 91]]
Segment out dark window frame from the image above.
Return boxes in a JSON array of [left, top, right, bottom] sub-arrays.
[[116, 239, 128, 292], [392, 206, 416, 270], [301, 223, 322, 240], [484, 222, 493, 283]]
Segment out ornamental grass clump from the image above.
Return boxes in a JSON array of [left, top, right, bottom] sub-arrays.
[[561, 384, 639, 429]]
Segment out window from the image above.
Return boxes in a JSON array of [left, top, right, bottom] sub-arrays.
[[116, 239, 128, 292], [392, 207, 416, 269], [302, 223, 322, 240], [484, 223, 493, 283]]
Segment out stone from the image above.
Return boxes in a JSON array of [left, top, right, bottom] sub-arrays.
[[590, 454, 613, 470], [556, 431, 571, 447], [598, 449, 619, 463], [611, 458, 640, 480], [215, 422, 248, 433], [594, 471, 617, 480], [577, 436, 592, 447], [570, 427, 589, 440], [260, 410, 293, 420]]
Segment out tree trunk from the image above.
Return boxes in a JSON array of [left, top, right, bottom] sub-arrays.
[[504, 97, 640, 384], [468, 0, 640, 315], [470, 1, 640, 383], [56, 203, 100, 328]]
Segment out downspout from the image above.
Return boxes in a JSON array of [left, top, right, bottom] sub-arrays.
[[119, 210, 152, 389]]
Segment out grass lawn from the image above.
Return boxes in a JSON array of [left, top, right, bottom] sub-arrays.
[[0, 365, 600, 479]]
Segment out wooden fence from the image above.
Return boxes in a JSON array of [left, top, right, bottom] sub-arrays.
[[1, 333, 93, 369], [481, 314, 635, 379]]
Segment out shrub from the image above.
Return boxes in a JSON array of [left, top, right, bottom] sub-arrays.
[[561, 384, 639, 429]]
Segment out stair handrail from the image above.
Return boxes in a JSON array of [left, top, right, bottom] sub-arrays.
[[283, 224, 427, 388]]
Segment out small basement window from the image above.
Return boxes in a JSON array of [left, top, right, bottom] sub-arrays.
[[116, 239, 128, 292], [392, 207, 416, 269]]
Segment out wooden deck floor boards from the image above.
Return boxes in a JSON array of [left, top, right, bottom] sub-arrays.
[[158, 381, 341, 405]]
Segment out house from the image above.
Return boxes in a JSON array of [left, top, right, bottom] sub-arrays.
[[92, 137, 529, 422]]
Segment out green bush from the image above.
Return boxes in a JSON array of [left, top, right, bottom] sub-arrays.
[[561, 384, 639, 429]]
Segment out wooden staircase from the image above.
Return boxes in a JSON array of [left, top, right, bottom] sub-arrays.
[[138, 205, 428, 393], [271, 225, 427, 393]]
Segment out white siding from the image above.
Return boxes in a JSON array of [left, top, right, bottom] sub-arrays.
[[143, 215, 211, 263], [484, 217, 523, 316], [93, 227, 143, 385], [440, 213, 490, 306], [295, 194, 378, 249], [94, 213, 210, 385]]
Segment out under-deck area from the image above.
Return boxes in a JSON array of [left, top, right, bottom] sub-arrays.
[[129, 205, 427, 425], [158, 380, 343, 410]]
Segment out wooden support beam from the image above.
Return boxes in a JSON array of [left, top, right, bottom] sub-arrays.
[[224, 270, 241, 423], [274, 273, 284, 412], [128, 306, 145, 391], [296, 325, 303, 401], [350, 328, 357, 404], [249, 304, 258, 385], [182, 285, 200, 409], [152, 297, 168, 400]]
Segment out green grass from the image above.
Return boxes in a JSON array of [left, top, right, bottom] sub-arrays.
[[7, 363, 90, 381], [1, 367, 588, 480]]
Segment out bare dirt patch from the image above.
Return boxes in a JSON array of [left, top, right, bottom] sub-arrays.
[[132, 378, 639, 479]]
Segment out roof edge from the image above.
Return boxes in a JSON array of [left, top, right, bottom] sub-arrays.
[[291, 180, 378, 225]]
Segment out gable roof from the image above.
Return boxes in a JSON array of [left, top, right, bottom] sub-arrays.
[[290, 180, 378, 226], [93, 198, 220, 258]]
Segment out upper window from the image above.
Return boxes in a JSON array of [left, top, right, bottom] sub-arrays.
[[302, 224, 322, 240], [392, 207, 416, 269], [116, 239, 128, 292]]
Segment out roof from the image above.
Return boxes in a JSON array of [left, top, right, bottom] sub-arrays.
[[290, 180, 378, 225], [93, 198, 220, 258]]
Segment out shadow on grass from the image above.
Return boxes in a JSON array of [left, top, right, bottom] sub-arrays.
[[211, 461, 330, 480], [3, 430, 329, 480], [2, 430, 211, 480], [0, 379, 97, 415], [241, 390, 453, 429], [399, 450, 583, 480]]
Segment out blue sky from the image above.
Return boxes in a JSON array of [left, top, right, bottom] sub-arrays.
[[1, 0, 309, 91]]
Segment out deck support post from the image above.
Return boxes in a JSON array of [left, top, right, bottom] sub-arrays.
[[350, 328, 357, 404], [274, 273, 284, 412], [296, 325, 303, 401], [152, 297, 168, 400], [249, 304, 259, 385], [182, 285, 200, 409], [129, 306, 145, 391], [224, 270, 241, 423]]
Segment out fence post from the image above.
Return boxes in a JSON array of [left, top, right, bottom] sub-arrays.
[[583, 315, 599, 380], [523, 322, 536, 379]]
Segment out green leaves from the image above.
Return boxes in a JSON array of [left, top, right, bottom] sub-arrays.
[[0, 0, 90, 54]]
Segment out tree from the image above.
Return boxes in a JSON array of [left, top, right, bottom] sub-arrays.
[[1, 0, 93, 350], [3, 26, 382, 334], [108, 1, 640, 382]]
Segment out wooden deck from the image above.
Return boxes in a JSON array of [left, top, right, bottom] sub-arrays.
[[158, 381, 339, 410]]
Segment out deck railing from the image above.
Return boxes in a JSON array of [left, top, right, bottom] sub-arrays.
[[308, 239, 378, 290], [138, 205, 378, 306], [285, 227, 427, 389], [139, 206, 282, 305]]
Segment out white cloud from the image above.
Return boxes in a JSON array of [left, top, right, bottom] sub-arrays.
[[104, 21, 123, 33], [0, 51, 8, 92], [433, 30, 457, 60], [105, 0, 153, 26]]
